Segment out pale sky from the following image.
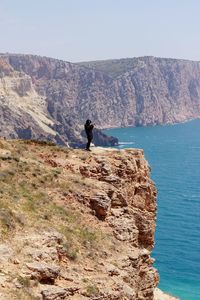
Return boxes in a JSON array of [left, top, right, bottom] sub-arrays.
[[0, 0, 200, 62]]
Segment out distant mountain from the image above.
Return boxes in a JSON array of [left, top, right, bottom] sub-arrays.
[[0, 54, 118, 146], [78, 56, 200, 126], [0, 54, 200, 145]]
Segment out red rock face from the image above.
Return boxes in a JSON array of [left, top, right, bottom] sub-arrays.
[[1, 54, 200, 146], [78, 148, 159, 299]]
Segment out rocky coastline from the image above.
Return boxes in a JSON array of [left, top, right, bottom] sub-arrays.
[[0, 139, 175, 299], [1, 54, 200, 147]]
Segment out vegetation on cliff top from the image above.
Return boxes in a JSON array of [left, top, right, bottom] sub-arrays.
[[0, 138, 159, 300], [78, 57, 145, 78]]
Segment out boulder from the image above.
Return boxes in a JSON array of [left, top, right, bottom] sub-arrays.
[[41, 285, 67, 300], [26, 262, 60, 283], [0, 244, 13, 262], [90, 192, 111, 219]]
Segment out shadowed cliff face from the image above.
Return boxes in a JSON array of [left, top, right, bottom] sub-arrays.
[[0, 54, 200, 145], [0, 140, 160, 299]]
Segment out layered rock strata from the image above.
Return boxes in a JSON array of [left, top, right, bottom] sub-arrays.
[[1, 54, 200, 146]]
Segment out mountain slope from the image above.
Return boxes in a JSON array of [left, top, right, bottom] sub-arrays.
[[78, 56, 200, 126], [0, 54, 118, 147], [0, 54, 200, 145]]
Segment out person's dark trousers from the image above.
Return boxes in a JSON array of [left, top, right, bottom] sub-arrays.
[[86, 137, 92, 150]]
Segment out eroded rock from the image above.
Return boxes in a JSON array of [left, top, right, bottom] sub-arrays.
[[0, 245, 13, 262], [90, 192, 111, 219], [41, 285, 67, 300], [26, 262, 60, 283]]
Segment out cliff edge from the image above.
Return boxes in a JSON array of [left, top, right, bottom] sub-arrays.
[[0, 139, 176, 299]]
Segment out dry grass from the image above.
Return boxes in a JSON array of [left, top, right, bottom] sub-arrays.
[[0, 139, 107, 259]]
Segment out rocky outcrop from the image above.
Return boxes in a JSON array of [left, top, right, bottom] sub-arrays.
[[26, 262, 60, 283], [0, 139, 163, 299], [1, 54, 200, 146]]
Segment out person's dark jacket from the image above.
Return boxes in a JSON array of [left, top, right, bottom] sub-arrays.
[[85, 123, 94, 139]]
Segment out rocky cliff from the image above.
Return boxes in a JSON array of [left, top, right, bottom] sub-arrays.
[[0, 54, 200, 146], [0, 54, 118, 147], [0, 139, 162, 299]]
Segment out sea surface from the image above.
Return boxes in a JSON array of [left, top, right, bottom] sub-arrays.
[[104, 119, 200, 300]]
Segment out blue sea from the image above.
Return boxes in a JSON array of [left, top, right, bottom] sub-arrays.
[[104, 119, 200, 300]]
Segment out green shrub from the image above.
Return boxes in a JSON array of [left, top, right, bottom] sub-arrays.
[[17, 276, 31, 287], [86, 283, 99, 297]]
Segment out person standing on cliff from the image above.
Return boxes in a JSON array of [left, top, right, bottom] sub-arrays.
[[84, 119, 94, 151]]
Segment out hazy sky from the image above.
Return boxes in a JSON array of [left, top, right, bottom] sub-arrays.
[[0, 0, 200, 62]]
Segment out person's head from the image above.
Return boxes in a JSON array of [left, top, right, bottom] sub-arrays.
[[86, 119, 91, 125]]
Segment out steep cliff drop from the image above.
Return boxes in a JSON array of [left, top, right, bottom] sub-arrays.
[[1, 54, 200, 147], [0, 140, 177, 299]]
